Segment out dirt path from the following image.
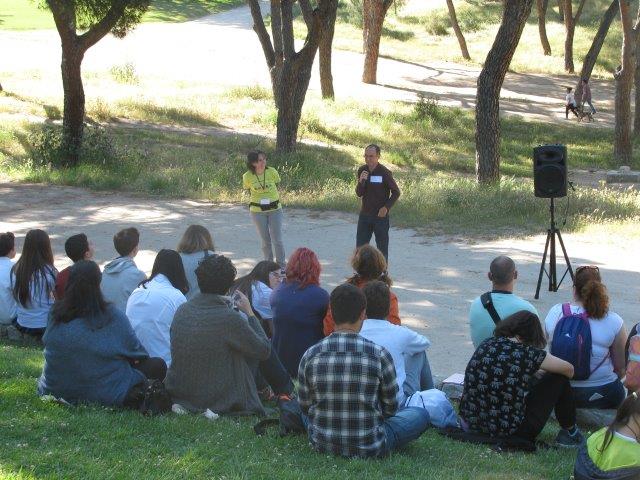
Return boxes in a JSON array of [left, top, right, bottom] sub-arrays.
[[0, 1, 614, 127], [2, 182, 637, 376]]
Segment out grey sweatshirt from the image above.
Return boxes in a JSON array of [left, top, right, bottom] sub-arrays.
[[101, 257, 146, 314]]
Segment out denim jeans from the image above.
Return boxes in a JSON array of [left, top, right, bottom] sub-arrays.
[[253, 346, 294, 396], [383, 407, 431, 453], [572, 379, 626, 409], [356, 214, 390, 260], [584, 100, 596, 114], [403, 351, 435, 399]]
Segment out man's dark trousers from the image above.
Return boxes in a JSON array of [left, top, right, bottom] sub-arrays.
[[356, 214, 389, 260]]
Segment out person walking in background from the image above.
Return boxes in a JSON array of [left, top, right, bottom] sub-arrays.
[[271, 248, 329, 377], [242, 150, 285, 267], [101, 227, 146, 313], [177, 224, 216, 300], [0, 232, 17, 327], [545, 266, 627, 410], [38, 260, 166, 407], [126, 249, 188, 366], [55, 233, 94, 300], [565, 87, 579, 119], [582, 78, 596, 114], [11, 229, 57, 340], [355, 144, 400, 261]]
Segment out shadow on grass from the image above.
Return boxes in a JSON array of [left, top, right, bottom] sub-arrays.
[[144, 0, 244, 22], [3, 90, 62, 120]]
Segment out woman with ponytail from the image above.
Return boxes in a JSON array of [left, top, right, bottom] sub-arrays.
[[574, 392, 640, 479], [545, 266, 628, 409], [323, 244, 401, 335]]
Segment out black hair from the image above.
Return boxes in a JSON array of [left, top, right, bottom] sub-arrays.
[[113, 227, 140, 257], [140, 249, 189, 295], [231, 260, 280, 301], [196, 254, 237, 295], [0, 232, 15, 257], [494, 310, 547, 349], [12, 229, 55, 308], [598, 393, 640, 453], [246, 150, 266, 173], [51, 260, 110, 328], [365, 144, 381, 155], [64, 233, 90, 263], [362, 280, 390, 320], [330, 283, 367, 326]]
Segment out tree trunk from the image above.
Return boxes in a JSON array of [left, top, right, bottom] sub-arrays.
[[446, 0, 470, 60], [575, 0, 619, 101], [475, 0, 534, 184], [614, 0, 635, 164], [319, 0, 337, 99], [276, 61, 315, 150], [362, 0, 392, 84], [558, 0, 564, 21], [537, 0, 552, 55], [633, 7, 640, 136], [61, 43, 86, 167], [563, 0, 587, 73]]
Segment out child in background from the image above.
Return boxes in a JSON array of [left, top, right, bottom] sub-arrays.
[[566, 87, 578, 119]]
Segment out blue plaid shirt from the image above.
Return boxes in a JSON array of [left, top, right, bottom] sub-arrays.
[[297, 332, 399, 458]]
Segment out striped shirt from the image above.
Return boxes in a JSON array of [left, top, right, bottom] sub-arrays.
[[297, 332, 399, 458]]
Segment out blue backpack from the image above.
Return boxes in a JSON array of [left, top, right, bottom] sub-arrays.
[[550, 303, 607, 381]]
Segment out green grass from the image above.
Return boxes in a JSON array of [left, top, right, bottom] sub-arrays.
[[296, 0, 623, 78], [0, 0, 244, 30], [0, 340, 577, 479]]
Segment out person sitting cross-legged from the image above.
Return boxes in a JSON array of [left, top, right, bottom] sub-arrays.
[[55, 233, 94, 300], [298, 283, 430, 458], [359, 280, 434, 404], [164, 254, 293, 416], [469, 255, 538, 348], [460, 310, 583, 448]]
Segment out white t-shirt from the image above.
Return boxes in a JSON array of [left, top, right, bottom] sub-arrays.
[[251, 281, 273, 320], [545, 303, 623, 387], [566, 93, 576, 106], [0, 257, 17, 324], [359, 318, 431, 404], [126, 274, 187, 366]]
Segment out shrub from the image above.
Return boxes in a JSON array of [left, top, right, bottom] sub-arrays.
[[424, 10, 449, 36], [110, 63, 139, 85], [413, 95, 441, 121], [226, 85, 273, 101]]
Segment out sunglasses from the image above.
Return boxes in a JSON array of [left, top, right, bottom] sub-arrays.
[[576, 265, 599, 275]]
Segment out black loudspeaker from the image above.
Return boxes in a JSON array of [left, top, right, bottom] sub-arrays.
[[533, 144, 567, 198]]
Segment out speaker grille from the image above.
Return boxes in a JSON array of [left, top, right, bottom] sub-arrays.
[[533, 145, 567, 198]]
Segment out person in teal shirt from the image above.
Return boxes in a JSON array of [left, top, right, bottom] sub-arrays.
[[469, 256, 538, 348]]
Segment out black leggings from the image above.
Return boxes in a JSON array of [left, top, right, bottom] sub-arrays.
[[515, 373, 576, 441], [122, 357, 167, 409]]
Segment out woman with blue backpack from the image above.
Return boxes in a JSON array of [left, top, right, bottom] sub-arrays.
[[545, 266, 628, 410]]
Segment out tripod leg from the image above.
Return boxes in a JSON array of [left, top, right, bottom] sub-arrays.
[[535, 230, 552, 299], [549, 229, 557, 291], [556, 229, 574, 285]]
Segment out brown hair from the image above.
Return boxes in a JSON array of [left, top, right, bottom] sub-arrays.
[[494, 310, 547, 349], [347, 245, 392, 287], [574, 266, 608, 319], [176, 225, 215, 254], [598, 392, 640, 453]]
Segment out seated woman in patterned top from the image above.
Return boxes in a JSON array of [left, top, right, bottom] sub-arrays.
[[459, 310, 583, 448]]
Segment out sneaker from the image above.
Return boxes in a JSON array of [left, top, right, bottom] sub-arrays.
[[554, 428, 585, 448], [258, 387, 275, 403]]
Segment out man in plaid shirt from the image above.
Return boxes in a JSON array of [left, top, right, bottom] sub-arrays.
[[298, 283, 430, 458]]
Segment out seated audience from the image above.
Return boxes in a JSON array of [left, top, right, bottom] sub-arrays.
[[469, 255, 537, 348], [624, 331, 640, 393], [545, 266, 627, 409], [359, 280, 434, 404], [38, 260, 166, 407], [55, 233, 94, 299], [460, 310, 583, 447], [231, 260, 281, 336], [271, 248, 329, 377], [0, 232, 17, 326], [298, 283, 430, 458], [11, 229, 57, 339], [177, 224, 216, 300], [575, 392, 640, 479], [165, 254, 293, 415], [126, 249, 188, 366], [323, 245, 400, 335], [101, 227, 146, 313]]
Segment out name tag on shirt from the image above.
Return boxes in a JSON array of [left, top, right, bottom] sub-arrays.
[[260, 198, 271, 205], [370, 175, 383, 183]]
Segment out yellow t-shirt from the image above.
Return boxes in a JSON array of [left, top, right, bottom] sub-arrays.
[[587, 427, 640, 471], [242, 167, 281, 213]]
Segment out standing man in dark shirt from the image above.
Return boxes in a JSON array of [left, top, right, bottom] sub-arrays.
[[355, 144, 400, 261]]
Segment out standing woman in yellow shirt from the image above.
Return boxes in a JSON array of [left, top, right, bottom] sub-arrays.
[[242, 151, 286, 267]]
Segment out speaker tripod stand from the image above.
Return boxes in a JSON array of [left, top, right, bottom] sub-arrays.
[[534, 198, 574, 299]]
